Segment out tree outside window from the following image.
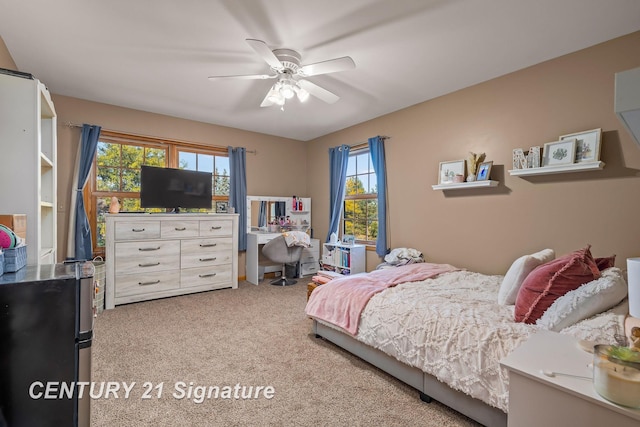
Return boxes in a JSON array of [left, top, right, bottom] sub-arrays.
[[88, 133, 228, 256], [343, 150, 378, 244]]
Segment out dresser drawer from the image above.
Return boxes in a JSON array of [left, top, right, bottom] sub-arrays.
[[115, 240, 180, 274], [181, 265, 232, 289], [161, 220, 199, 239], [181, 237, 233, 268], [115, 270, 180, 298], [199, 220, 233, 237], [300, 239, 320, 263], [300, 261, 319, 276], [115, 221, 161, 240]]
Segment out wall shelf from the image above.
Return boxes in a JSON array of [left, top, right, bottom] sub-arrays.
[[508, 161, 604, 176], [432, 180, 499, 191]]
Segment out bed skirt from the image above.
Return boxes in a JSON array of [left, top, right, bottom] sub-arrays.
[[312, 319, 508, 427]]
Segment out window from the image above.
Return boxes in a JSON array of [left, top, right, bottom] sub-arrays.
[[87, 131, 228, 255], [343, 148, 378, 244]]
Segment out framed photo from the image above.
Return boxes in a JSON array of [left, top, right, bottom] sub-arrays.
[[342, 234, 355, 246], [542, 139, 576, 167], [559, 128, 602, 163], [215, 201, 228, 213], [512, 148, 526, 170], [438, 159, 466, 184], [527, 146, 541, 168], [476, 161, 493, 181]]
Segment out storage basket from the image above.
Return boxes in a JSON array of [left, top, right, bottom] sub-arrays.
[[0, 251, 4, 276], [92, 256, 106, 314], [3, 244, 27, 273]]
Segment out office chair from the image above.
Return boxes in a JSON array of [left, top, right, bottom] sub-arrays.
[[261, 235, 303, 286]]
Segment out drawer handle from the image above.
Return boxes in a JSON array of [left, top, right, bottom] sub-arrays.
[[139, 262, 161, 267], [132, 228, 145, 232], [174, 227, 186, 231], [199, 243, 217, 248], [199, 257, 217, 262], [199, 273, 217, 278], [138, 246, 161, 252], [138, 280, 160, 286], [210, 226, 222, 230]]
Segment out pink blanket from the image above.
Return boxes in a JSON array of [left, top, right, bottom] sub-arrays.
[[305, 263, 459, 335]]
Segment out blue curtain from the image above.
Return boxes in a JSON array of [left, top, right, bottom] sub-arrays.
[[326, 144, 350, 242], [258, 201, 267, 227], [368, 136, 389, 256], [72, 124, 101, 260], [228, 146, 247, 251]]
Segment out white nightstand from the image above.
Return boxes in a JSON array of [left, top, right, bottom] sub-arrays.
[[501, 330, 640, 427]]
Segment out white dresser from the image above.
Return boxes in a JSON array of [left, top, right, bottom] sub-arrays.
[[104, 213, 238, 309]]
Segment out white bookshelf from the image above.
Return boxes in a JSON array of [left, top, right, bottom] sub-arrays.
[[321, 243, 366, 275], [0, 73, 57, 264]]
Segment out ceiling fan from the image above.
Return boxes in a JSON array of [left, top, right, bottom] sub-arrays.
[[208, 39, 355, 109]]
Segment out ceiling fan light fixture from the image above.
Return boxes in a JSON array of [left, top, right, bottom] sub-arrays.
[[295, 85, 310, 102], [267, 85, 285, 105], [280, 82, 295, 99]]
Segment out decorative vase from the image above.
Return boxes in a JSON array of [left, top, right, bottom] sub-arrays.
[[466, 174, 476, 182]]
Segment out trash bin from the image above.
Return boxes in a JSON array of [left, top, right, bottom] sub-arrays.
[[92, 256, 106, 315]]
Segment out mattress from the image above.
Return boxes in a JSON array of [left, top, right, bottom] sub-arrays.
[[317, 269, 627, 412]]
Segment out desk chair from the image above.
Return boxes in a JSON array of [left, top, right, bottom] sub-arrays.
[[261, 235, 303, 286]]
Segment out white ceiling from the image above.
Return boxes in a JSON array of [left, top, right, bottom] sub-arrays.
[[2, 0, 640, 141]]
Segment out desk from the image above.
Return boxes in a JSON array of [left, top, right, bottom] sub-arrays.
[[246, 231, 281, 285]]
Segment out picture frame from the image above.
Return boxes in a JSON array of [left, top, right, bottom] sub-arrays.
[[476, 161, 493, 181], [438, 159, 466, 184], [542, 138, 576, 167], [527, 146, 541, 168], [215, 201, 228, 213], [342, 234, 355, 246], [512, 149, 526, 170], [559, 128, 602, 163]]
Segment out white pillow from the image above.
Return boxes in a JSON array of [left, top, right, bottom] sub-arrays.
[[497, 248, 555, 305], [536, 267, 628, 331]]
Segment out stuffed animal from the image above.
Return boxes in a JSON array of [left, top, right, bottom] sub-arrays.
[[108, 196, 121, 214]]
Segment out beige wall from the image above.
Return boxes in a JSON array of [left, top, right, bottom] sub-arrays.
[[4, 31, 640, 277], [308, 31, 640, 275], [52, 95, 307, 275]]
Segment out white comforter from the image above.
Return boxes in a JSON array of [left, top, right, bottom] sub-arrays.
[[353, 270, 626, 412]]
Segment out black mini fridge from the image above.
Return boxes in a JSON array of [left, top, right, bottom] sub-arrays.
[[0, 262, 94, 427]]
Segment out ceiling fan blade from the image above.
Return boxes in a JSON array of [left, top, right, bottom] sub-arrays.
[[246, 39, 283, 70], [208, 73, 277, 80], [298, 56, 355, 77], [297, 79, 340, 104], [260, 96, 275, 107]]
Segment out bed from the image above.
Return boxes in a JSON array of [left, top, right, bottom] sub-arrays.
[[305, 247, 629, 427]]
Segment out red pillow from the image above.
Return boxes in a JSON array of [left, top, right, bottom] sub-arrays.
[[514, 245, 601, 324], [595, 255, 616, 271]]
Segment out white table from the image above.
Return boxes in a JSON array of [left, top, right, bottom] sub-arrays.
[[246, 231, 281, 285], [501, 330, 640, 427]]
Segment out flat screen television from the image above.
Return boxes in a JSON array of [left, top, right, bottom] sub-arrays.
[[140, 165, 212, 212]]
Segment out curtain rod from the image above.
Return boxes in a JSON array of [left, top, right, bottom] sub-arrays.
[[342, 135, 391, 150], [62, 122, 257, 155]]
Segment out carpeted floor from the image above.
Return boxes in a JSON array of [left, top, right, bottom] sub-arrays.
[[91, 278, 481, 426]]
